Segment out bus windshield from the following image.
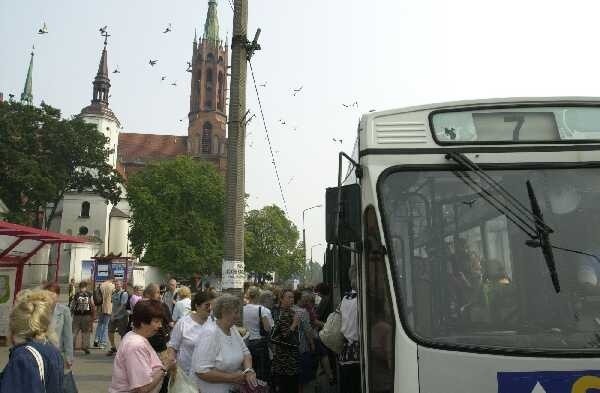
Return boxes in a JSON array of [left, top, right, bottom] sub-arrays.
[[379, 166, 600, 353]]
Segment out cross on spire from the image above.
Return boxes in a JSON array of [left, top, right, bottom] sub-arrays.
[[102, 30, 111, 46]]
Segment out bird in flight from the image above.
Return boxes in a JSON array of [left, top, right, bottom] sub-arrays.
[[342, 101, 359, 108], [170, 81, 177, 86], [8, 93, 15, 100], [149, 59, 158, 66], [332, 138, 343, 144], [278, 119, 287, 126], [38, 22, 48, 35], [163, 23, 172, 34], [292, 86, 303, 96], [99, 25, 108, 35], [258, 82, 267, 88], [112, 65, 120, 74], [186, 62, 192, 72], [287, 176, 295, 185]]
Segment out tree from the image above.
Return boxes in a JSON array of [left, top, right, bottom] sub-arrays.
[[245, 205, 305, 282], [0, 101, 122, 228], [127, 157, 225, 276]]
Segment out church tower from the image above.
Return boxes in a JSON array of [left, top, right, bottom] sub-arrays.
[[80, 35, 121, 169], [188, 0, 229, 172], [20, 47, 34, 105]]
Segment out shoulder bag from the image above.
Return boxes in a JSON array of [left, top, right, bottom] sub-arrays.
[[25, 345, 46, 393], [319, 306, 344, 354]]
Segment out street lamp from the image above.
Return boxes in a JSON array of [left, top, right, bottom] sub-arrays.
[[310, 243, 324, 262], [302, 204, 322, 263]]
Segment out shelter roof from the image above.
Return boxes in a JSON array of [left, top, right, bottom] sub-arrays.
[[0, 221, 85, 261]]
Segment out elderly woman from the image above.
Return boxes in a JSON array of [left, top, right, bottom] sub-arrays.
[[109, 299, 175, 393], [171, 286, 192, 322], [166, 290, 217, 376], [243, 286, 273, 384], [43, 282, 74, 369], [192, 294, 258, 393], [0, 289, 64, 393]]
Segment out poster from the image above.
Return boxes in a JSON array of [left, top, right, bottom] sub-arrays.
[[0, 267, 17, 336], [222, 260, 245, 289], [112, 263, 125, 280], [95, 263, 110, 282], [81, 260, 94, 282]]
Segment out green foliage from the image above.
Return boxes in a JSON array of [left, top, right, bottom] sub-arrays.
[[0, 101, 122, 228], [245, 205, 305, 281], [127, 157, 225, 276]]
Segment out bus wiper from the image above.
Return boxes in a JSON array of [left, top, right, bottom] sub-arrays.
[[525, 181, 560, 293], [446, 152, 560, 292]]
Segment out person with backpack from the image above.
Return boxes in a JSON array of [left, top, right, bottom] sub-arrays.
[[94, 277, 115, 349], [71, 281, 95, 355], [107, 279, 129, 356]]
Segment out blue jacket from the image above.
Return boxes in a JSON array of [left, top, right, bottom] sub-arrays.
[[0, 340, 64, 393]]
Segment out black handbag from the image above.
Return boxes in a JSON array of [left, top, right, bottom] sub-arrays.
[[258, 306, 269, 338]]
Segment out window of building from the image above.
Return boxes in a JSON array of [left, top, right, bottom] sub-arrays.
[[202, 122, 212, 154], [78, 226, 89, 236], [207, 53, 214, 63], [80, 201, 90, 218], [364, 205, 395, 393], [218, 72, 224, 111]]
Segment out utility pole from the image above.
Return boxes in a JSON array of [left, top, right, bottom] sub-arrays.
[[222, 0, 260, 295]]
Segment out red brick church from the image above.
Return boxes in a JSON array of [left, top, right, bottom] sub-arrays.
[[118, 0, 228, 178]]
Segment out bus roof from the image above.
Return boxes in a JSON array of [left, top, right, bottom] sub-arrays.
[[359, 96, 600, 152]]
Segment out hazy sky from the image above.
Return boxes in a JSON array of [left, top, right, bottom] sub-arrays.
[[3, 0, 600, 264]]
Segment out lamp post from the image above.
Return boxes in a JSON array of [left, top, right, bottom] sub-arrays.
[[310, 243, 323, 262], [302, 204, 322, 264], [307, 243, 323, 285]]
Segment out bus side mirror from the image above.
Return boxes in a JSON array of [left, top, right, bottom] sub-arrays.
[[325, 184, 361, 244]]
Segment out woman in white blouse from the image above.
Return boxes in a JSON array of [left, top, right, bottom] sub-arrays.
[[192, 294, 258, 393], [166, 290, 216, 376], [171, 286, 192, 322]]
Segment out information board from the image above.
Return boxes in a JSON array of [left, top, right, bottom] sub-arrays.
[[221, 260, 245, 289]]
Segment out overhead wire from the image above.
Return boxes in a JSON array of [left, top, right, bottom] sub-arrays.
[[248, 59, 289, 215]]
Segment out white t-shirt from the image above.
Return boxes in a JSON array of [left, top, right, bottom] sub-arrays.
[[243, 304, 273, 340], [172, 298, 192, 322], [340, 291, 359, 342], [191, 326, 250, 393], [167, 314, 215, 376]]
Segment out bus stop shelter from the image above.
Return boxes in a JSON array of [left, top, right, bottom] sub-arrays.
[[0, 220, 86, 300]]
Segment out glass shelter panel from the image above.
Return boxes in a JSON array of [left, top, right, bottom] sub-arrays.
[[380, 167, 600, 353]]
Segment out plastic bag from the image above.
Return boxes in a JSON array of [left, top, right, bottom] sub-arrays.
[[167, 366, 197, 393], [319, 310, 344, 354]]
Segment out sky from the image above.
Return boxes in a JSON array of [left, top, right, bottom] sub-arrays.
[[3, 0, 600, 265]]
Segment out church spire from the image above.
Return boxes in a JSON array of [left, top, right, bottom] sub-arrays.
[[203, 0, 220, 46], [91, 33, 111, 105], [20, 46, 34, 105]]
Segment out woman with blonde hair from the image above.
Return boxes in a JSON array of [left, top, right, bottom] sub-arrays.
[[0, 289, 64, 393], [171, 286, 192, 322]]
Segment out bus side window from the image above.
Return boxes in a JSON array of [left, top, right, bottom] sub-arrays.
[[364, 205, 395, 393]]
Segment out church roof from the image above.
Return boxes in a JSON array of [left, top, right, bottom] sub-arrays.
[[118, 132, 188, 163], [110, 206, 129, 219], [21, 47, 34, 105], [203, 0, 220, 45]]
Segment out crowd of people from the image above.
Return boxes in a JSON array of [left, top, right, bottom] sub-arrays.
[[0, 273, 360, 393]]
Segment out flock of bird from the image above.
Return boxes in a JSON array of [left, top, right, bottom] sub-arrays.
[[32, 21, 363, 148]]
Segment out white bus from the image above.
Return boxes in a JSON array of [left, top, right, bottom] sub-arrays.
[[324, 97, 600, 393]]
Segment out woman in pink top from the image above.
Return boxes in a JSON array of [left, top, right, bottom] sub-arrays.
[[109, 299, 175, 393]]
